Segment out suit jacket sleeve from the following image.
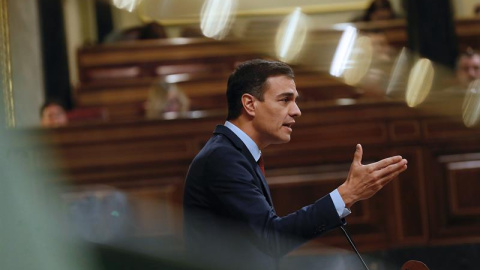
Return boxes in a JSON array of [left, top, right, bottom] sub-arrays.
[[206, 145, 344, 257]]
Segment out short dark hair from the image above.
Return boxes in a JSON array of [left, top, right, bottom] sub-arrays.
[[461, 47, 479, 58], [363, 0, 395, 21], [226, 59, 294, 120], [456, 47, 480, 69]]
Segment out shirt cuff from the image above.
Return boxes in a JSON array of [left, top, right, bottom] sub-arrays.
[[330, 189, 352, 218]]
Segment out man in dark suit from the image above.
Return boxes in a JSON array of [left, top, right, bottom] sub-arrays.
[[183, 59, 408, 270]]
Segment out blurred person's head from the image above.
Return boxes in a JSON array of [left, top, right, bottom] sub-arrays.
[[456, 48, 480, 87], [103, 22, 167, 43], [145, 81, 190, 119], [40, 100, 68, 127], [363, 0, 396, 21], [138, 22, 167, 40]]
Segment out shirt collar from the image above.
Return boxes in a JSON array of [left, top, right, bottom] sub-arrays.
[[224, 121, 261, 162]]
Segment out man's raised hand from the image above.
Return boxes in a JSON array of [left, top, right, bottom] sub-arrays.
[[338, 144, 408, 208]]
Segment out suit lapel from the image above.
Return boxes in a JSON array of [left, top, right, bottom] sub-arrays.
[[254, 164, 275, 208], [214, 125, 275, 208]]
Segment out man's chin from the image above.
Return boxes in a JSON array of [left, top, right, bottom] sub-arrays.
[[272, 136, 291, 145]]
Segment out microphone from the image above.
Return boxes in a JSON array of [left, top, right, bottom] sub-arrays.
[[340, 225, 370, 270], [401, 260, 430, 270]]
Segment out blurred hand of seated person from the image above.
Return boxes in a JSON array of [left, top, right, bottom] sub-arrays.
[[145, 81, 190, 119], [41, 100, 68, 127]]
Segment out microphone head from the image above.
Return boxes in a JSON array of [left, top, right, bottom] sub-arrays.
[[401, 260, 430, 270]]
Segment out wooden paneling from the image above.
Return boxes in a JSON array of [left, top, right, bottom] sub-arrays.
[[28, 15, 480, 249], [268, 158, 396, 252], [128, 184, 183, 237], [388, 147, 428, 245], [389, 120, 422, 142], [18, 99, 479, 253], [426, 150, 480, 244]]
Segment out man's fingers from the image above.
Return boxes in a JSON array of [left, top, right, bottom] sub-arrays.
[[376, 162, 408, 185], [353, 144, 363, 165], [376, 158, 408, 178], [370, 155, 404, 170]]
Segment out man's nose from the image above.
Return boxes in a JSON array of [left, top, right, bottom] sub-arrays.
[[290, 102, 301, 117], [468, 68, 477, 78]]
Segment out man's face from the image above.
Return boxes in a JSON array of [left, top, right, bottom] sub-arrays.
[[252, 75, 301, 148], [41, 104, 68, 127], [457, 55, 480, 87]]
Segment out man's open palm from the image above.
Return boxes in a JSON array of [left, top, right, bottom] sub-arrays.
[[338, 144, 408, 208]]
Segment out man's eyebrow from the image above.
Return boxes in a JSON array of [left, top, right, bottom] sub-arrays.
[[276, 92, 298, 98]]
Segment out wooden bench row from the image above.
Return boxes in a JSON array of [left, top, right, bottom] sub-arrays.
[[76, 17, 480, 84], [77, 38, 268, 82], [71, 18, 480, 121], [76, 70, 360, 120]]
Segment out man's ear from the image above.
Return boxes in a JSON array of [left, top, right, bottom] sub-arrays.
[[242, 94, 256, 117]]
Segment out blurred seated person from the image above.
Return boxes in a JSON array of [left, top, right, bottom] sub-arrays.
[[352, 0, 397, 22], [456, 48, 480, 87], [144, 81, 190, 119], [475, 4, 480, 16], [354, 30, 395, 97], [40, 100, 68, 127], [103, 22, 167, 43], [457, 48, 480, 88], [438, 48, 480, 98]]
